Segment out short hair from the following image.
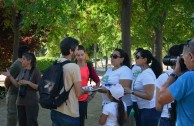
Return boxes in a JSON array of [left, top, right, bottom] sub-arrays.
[[18, 45, 29, 58], [78, 45, 85, 52], [22, 52, 36, 68], [60, 37, 79, 56], [168, 44, 184, 57], [184, 39, 194, 55]]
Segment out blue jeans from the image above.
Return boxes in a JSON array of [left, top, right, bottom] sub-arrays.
[[139, 108, 161, 126], [159, 117, 170, 126], [127, 105, 133, 116], [51, 110, 80, 126]]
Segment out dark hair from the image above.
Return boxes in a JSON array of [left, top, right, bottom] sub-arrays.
[[18, 45, 29, 58], [114, 48, 130, 67], [168, 44, 184, 57], [108, 91, 125, 126], [134, 48, 144, 55], [60, 37, 79, 56], [139, 50, 162, 78], [22, 52, 36, 69], [78, 45, 85, 51]]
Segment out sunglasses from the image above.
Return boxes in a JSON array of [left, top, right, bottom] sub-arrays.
[[110, 54, 121, 59], [135, 55, 142, 59]]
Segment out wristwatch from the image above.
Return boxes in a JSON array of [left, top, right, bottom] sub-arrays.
[[131, 91, 134, 95], [170, 73, 178, 80]]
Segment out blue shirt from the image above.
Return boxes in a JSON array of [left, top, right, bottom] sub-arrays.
[[169, 71, 194, 126]]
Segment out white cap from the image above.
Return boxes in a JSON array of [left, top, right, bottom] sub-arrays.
[[109, 84, 124, 100]]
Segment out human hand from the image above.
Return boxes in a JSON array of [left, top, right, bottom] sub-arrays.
[[87, 92, 96, 102], [124, 87, 132, 94], [1, 68, 11, 77], [18, 80, 30, 86]]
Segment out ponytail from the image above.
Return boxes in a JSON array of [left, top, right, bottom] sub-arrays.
[[150, 57, 163, 78], [117, 99, 125, 126], [140, 50, 163, 78]]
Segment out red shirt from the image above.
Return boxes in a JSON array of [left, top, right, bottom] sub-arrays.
[[78, 64, 89, 101]]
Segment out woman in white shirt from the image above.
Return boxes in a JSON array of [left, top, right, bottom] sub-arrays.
[[125, 49, 162, 126], [99, 48, 133, 117]]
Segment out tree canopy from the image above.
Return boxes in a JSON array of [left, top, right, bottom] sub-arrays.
[[1, 0, 194, 70]]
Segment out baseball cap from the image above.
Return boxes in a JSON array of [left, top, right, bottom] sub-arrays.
[[109, 84, 124, 100]]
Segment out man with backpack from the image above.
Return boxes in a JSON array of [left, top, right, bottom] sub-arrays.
[[50, 37, 89, 126]]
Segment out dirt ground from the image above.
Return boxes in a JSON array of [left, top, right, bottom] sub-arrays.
[[0, 71, 103, 126], [0, 71, 135, 126], [0, 92, 102, 126]]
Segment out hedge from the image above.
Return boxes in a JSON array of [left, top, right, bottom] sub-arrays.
[[36, 57, 57, 74], [36, 57, 93, 74]]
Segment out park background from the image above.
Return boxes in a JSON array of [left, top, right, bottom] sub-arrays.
[[0, 1, 194, 125]]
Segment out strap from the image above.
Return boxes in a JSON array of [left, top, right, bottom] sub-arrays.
[[68, 83, 74, 91]]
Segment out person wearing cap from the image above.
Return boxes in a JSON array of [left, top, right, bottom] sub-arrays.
[[99, 84, 127, 126]]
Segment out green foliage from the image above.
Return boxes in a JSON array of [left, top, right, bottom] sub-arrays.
[[36, 57, 57, 73]]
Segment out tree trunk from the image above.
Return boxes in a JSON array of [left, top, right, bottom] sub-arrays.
[[121, 0, 131, 66], [154, 27, 163, 64], [11, 6, 20, 62]]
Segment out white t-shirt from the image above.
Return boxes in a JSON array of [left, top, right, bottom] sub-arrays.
[[133, 68, 156, 109], [102, 102, 127, 126], [131, 65, 141, 102], [155, 69, 173, 118], [101, 66, 133, 106]]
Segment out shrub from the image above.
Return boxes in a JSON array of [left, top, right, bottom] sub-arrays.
[[36, 57, 57, 74]]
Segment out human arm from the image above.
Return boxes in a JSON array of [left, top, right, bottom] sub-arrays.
[[99, 113, 108, 125], [124, 84, 154, 100], [158, 75, 176, 105], [1, 69, 19, 87], [90, 66, 100, 87], [119, 79, 132, 90], [156, 87, 163, 111], [158, 58, 183, 105]]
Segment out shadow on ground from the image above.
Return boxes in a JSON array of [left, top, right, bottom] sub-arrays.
[[0, 92, 102, 126], [0, 71, 104, 126]]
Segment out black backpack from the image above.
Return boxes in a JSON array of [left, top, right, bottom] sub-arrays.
[[38, 60, 73, 109]]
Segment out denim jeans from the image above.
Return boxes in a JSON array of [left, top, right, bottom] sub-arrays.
[[51, 110, 80, 126], [158, 117, 170, 126], [127, 105, 133, 116], [139, 108, 161, 126]]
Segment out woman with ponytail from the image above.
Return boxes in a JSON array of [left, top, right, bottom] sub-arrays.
[[125, 49, 163, 126], [99, 84, 127, 126]]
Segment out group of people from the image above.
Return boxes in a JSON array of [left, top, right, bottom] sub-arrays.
[[1, 37, 194, 126]]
